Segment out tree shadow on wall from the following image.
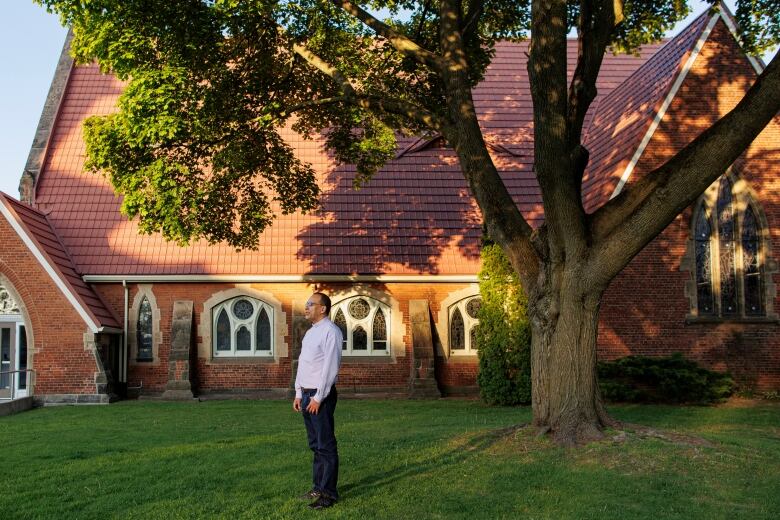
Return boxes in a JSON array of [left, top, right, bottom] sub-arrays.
[[594, 27, 780, 391], [295, 143, 485, 275]]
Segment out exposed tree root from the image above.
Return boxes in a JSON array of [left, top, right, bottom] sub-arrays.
[[617, 423, 716, 447]]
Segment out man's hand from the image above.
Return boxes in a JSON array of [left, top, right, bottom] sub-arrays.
[[293, 398, 301, 412], [306, 398, 321, 414]]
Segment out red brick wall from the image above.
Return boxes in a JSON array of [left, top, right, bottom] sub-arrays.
[[0, 216, 99, 395], [597, 20, 780, 390], [95, 282, 479, 394]]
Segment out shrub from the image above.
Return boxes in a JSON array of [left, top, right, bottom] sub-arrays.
[[476, 243, 532, 405], [598, 353, 735, 404]]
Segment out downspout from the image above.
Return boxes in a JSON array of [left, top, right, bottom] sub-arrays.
[[123, 280, 128, 383]]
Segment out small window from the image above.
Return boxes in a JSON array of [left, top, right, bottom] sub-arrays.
[[212, 296, 275, 357], [331, 296, 390, 356], [449, 297, 481, 355], [137, 297, 153, 361]]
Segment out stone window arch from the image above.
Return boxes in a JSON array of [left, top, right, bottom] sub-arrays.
[[685, 173, 777, 321], [199, 287, 288, 363], [128, 285, 162, 365], [448, 296, 482, 355], [212, 296, 275, 358], [436, 285, 481, 357], [331, 296, 390, 356]]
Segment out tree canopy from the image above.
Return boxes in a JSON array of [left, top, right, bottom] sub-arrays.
[[37, 0, 776, 249]]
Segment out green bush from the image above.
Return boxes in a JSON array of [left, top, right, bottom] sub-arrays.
[[476, 243, 532, 405], [598, 353, 735, 404]]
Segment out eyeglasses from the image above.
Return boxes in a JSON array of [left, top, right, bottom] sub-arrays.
[[305, 301, 322, 308]]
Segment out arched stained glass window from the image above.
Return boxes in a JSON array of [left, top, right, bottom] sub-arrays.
[[450, 308, 465, 351], [212, 296, 274, 357], [256, 308, 271, 351], [742, 206, 763, 316], [331, 296, 391, 355], [216, 309, 231, 351], [449, 297, 481, 354], [717, 177, 738, 315], [333, 309, 348, 350], [691, 175, 767, 319], [372, 309, 387, 351], [236, 326, 251, 351], [695, 207, 714, 315], [137, 297, 154, 361], [353, 325, 368, 350]]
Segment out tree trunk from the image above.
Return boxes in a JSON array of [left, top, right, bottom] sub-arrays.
[[528, 260, 616, 445]]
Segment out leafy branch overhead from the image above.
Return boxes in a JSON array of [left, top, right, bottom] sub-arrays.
[[38, 0, 778, 249]]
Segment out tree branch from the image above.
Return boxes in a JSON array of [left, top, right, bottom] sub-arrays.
[[587, 52, 780, 286], [281, 38, 450, 132], [567, 0, 616, 145], [289, 39, 356, 96], [462, 0, 484, 42], [438, 0, 540, 284], [528, 0, 588, 257], [329, 0, 445, 72]]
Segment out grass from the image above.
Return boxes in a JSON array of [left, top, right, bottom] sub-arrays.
[[1, 399, 778, 519]]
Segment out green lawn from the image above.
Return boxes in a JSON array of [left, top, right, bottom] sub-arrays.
[[1, 399, 778, 519]]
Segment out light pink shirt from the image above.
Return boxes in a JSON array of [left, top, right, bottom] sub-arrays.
[[295, 317, 343, 402]]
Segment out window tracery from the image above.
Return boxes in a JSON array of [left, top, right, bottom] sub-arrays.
[[331, 296, 389, 355], [692, 176, 768, 319], [212, 296, 274, 357]]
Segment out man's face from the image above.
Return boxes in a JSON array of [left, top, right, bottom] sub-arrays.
[[305, 294, 325, 323]]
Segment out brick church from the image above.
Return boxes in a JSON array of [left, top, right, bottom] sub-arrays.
[[1, 6, 778, 405]]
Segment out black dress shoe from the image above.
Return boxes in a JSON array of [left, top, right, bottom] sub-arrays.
[[309, 495, 337, 509], [298, 489, 321, 501]]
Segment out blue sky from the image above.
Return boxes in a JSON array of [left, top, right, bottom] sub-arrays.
[[0, 1, 775, 200]]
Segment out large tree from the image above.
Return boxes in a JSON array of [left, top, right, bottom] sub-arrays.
[[39, 0, 780, 444]]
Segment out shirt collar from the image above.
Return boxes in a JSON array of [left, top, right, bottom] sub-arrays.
[[312, 317, 330, 328]]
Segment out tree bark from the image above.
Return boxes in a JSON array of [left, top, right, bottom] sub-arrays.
[[528, 257, 615, 445]]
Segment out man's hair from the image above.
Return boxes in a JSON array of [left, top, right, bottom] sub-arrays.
[[313, 292, 332, 316]]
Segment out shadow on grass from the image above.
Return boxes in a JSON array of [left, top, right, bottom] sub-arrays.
[[341, 423, 529, 498]]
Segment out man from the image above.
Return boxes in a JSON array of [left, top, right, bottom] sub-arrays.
[[293, 291, 343, 510]]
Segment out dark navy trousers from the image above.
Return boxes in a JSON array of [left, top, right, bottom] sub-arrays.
[[302, 387, 339, 499]]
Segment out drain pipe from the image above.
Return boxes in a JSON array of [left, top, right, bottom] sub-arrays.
[[123, 280, 128, 383]]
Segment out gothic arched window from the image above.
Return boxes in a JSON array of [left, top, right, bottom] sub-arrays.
[[449, 296, 482, 355], [331, 296, 390, 356], [692, 177, 767, 319], [212, 296, 275, 357], [137, 297, 153, 361]]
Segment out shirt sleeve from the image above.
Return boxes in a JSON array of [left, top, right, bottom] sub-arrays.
[[314, 325, 343, 402]]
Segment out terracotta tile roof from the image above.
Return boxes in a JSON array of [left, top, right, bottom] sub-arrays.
[[32, 17, 715, 277], [581, 11, 712, 211], [0, 192, 120, 329]]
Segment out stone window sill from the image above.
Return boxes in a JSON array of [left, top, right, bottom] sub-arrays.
[[342, 356, 394, 364], [444, 354, 478, 363], [208, 356, 277, 365], [685, 315, 779, 325]]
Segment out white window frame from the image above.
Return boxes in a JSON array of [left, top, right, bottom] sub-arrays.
[[212, 296, 275, 358], [448, 296, 481, 355], [332, 296, 391, 356]]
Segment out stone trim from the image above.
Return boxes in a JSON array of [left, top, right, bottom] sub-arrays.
[[681, 170, 778, 322], [21, 30, 75, 204], [435, 285, 481, 358], [127, 285, 162, 366], [329, 285, 405, 359], [199, 285, 288, 363], [34, 393, 109, 406]]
